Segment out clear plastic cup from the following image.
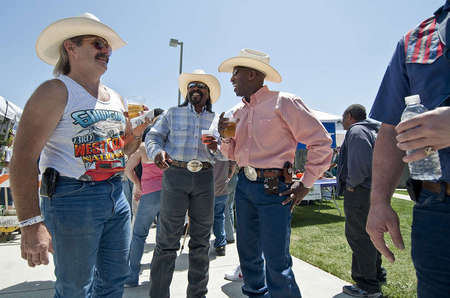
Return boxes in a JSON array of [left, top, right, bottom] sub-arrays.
[[222, 111, 237, 138], [201, 129, 215, 144]]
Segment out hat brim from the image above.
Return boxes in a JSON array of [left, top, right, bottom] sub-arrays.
[[179, 73, 221, 104], [36, 16, 126, 66], [218, 57, 282, 83]]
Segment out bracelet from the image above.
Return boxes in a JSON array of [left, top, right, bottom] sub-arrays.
[[221, 137, 232, 144], [18, 215, 44, 228]]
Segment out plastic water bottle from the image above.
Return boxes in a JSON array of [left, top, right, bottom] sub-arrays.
[[400, 95, 441, 180]]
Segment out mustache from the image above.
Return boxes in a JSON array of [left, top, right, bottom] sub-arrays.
[[95, 53, 109, 63], [189, 90, 204, 98]]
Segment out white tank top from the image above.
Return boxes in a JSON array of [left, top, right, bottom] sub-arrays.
[[39, 75, 127, 181]]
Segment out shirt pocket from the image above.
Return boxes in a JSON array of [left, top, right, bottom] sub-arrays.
[[254, 118, 279, 148], [171, 123, 189, 136]]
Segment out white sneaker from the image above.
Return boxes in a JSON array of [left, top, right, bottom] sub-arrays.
[[224, 265, 243, 281]]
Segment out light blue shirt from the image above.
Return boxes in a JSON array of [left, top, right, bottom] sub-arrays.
[[145, 104, 219, 163]]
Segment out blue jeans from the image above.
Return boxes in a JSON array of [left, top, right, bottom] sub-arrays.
[[40, 176, 131, 298], [127, 190, 161, 285], [213, 194, 228, 248], [122, 177, 134, 218], [225, 174, 238, 242], [235, 172, 301, 298], [411, 188, 450, 297]]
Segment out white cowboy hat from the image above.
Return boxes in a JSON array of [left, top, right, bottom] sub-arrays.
[[179, 69, 221, 104], [218, 49, 282, 83], [36, 12, 126, 66]]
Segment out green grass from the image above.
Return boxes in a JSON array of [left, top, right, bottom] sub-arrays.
[[290, 197, 416, 297]]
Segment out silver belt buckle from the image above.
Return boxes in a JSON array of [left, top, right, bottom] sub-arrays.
[[187, 159, 203, 173], [244, 166, 257, 181]]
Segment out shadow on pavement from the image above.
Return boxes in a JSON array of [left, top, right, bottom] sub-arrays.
[[221, 281, 245, 298], [0, 281, 54, 298], [143, 242, 156, 253]]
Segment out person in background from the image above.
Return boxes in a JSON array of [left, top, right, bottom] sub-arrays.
[[9, 13, 144, 297], [218, 49, 332, 297], [212, 159, 231, 256], [367, 1, 450, 296], [124, 111, 164, 287], [146, 69, 221, 298], [224, 160, 238, 244], [337, 104, 384, 298]]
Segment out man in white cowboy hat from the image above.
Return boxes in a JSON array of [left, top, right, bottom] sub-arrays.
[[9, 13, 145, 297], [145, 69, 221, 298], [218, 49, 333, 297]]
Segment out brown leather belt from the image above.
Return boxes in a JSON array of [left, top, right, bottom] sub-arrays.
[[255, 168, 283, 178], [422, 181, 450, 196], [171, 160, 213, 170]]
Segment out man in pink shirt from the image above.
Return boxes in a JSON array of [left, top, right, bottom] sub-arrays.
[[218, 49, 332, 298]]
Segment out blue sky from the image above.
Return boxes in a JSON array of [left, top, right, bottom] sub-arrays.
[[0, 0, 444, 117]]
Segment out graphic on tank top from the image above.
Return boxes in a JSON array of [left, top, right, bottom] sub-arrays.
[[71, 109, 126, 181]]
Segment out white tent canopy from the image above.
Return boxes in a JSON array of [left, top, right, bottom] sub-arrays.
[[310, 109, 341, 123], [0, 96, 22, 121]]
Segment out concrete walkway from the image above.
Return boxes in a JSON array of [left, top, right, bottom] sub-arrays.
[[0, 229, 352, 298]]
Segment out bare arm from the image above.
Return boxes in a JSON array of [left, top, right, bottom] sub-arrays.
[[123, 118, 149, 156], [366, 123, 406, 263], [9, 79, 67, 266], [124, 145, 144, 201], [124, 147, 142, 188]]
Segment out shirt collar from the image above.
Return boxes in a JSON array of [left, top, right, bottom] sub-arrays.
[[188, 102, 206, 114], [242, 86, 271, 106], [435, 1, 450, 16]]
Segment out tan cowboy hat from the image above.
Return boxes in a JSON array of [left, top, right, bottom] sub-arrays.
[[179, 69, 221, 104], [36, 12, 126, 66], [218, 49, 282, 83]]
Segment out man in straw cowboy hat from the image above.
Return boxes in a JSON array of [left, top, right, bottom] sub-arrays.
[[367, 1, 450, 296], [218, 49, 333, 297], [10, 13, 145, 297], [145, 69, 222, 298]]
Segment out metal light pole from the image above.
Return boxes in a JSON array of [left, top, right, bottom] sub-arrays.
[[169, 38, 184, 106]]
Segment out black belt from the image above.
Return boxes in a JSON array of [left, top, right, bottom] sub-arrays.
[[239, 167, 283, 180], [255, 168, 283, 178]]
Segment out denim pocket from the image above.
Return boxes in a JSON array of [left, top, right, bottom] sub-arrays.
[[52, 180, 87, 198], [414, 188, 445, 208]]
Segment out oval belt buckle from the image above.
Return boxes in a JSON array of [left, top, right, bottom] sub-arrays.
[[187, 159, 203, 173], [244, 166, 257, 181]]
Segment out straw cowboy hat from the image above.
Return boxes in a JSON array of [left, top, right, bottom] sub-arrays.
[[36, 12, 126, 66], [218, 48, 282, 83], [179, 69, 221, 104]]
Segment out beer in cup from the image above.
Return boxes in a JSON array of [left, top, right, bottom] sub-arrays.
[[127, 103, 144, 119], [201, 129, 215, 144], [222, 111, 237, 138]]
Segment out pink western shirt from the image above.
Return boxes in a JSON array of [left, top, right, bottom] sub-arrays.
[[220, 86, 332, 188]]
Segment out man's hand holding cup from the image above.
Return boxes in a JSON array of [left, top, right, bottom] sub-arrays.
[[218, 112, 237, 139], [202, 129, 218, 152]]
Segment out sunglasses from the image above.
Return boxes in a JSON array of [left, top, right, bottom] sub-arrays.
[[188, 82, 208, 89], [232, 66, 253, 76], [83, 36, 111, 51]]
